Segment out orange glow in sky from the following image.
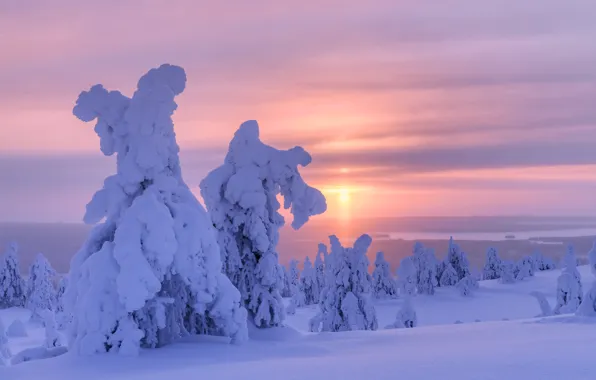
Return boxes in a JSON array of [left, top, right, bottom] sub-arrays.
[[1, 1, 595, 222]]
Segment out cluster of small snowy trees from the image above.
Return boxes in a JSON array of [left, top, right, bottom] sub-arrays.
[[482, 246, 556, 284], [0, 243, 68, 324]]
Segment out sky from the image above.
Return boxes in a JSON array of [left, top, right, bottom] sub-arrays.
[[1, 0, 595, 222]]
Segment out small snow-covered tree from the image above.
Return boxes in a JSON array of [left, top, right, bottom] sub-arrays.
[[499, 261, 516, 284], [554, 272, 581, 314], [447, 237, 470, 281], [417, 248, 438, 295], [385, 297, 417, 329], [439, 262, 458, 287], [0, 242, 26, 308], [26, 253, 56, 322], [301, 257, 318, 305], [41, 309, 61, 348], [372, 252, 397, 299], [314, 244, 326, 299], [483, 247, 501, 280], [435, 260, 446, 287], [0, 318, 10, 362], [66, 64, 247, 355], [533, 251, 556, 271], [554, 246, 582, 314], [201, 120, 326, 328], [457, 275, 476, 297], [310, 235, 377, 332], [280, 265, 292, 298], [515, 256, 533, 281], [397, 256, 417, 296], [288, 259, 301, 296]]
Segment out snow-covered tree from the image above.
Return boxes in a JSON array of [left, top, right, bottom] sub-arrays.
[[0, 318, 10, 363], [554, 246, 582, 314], [310, 235, 377, 332], [385, 297, 417, 329], [65, 64, 247, 355], [515, 256, 534, 281], [201, 120, 326, 328], [314, 244, 326, 299], [301, 257, 319, 305], [55, 276, 71, 330], [41, 309, 61, 348], [397, 256, 417, 296], [288, 259, 301, 296], [530, 291, 553, 317], [446, 237, 470, 281], [577, 241, 596, 317], [457, 275, 477, 297], [439, 262, 458, 287], [499, 261, 516, 284], [435, 260, 446, 287], [533, 251, 556, 271], [280, 265, 292, 298], [482, 247, 501, 280], [416, 248, 437, 295], [26, 253, 56, 322], [372, 252, 397, 299], [0, 242, 26, 308], [554, 273, 582, 314]]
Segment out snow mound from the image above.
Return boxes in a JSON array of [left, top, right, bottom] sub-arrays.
[[6, 319, 27, 338], [11, 346, 68, 365]]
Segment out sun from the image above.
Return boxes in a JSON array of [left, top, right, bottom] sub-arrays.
[[338, 187, 351, 203]]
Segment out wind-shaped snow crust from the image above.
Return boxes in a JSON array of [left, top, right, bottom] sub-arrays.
[[200, 121, 327, 328], [66, 64, 247, 355]]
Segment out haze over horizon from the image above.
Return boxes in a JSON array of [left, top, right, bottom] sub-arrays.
[[1, 0, 596, 222]]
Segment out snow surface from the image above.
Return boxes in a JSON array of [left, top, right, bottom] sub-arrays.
[[3, 265, 596, 379]]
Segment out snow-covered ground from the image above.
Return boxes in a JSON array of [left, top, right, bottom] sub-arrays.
[[2, 266, 595, 379]]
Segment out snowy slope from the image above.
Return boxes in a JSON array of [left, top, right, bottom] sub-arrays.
[[2, 266, 595, 379]]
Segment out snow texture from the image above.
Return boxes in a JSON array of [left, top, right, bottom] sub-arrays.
[[0, 242, 26, 308], [372, 252, 398, 299], [6, 319, 27, 338], [397, 256, 417, 296], [200, 120, 327, 328], [26, 253, 56, 322], [66, 64, 247, 355], [11, 346, 68, 365], [310, 235, 377, 332], [0, 318, 11, 362]]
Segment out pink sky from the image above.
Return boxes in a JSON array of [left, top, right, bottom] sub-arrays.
[[1, 0, 595, 222]]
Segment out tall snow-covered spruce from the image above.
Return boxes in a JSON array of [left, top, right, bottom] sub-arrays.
[[301, 257, 319, 305], [65, 64, 247, 355], [200, 121, 326, 328], [482, 247, 501, 280], [0, 242, 26, 308], [310, 235, 377, 332]]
